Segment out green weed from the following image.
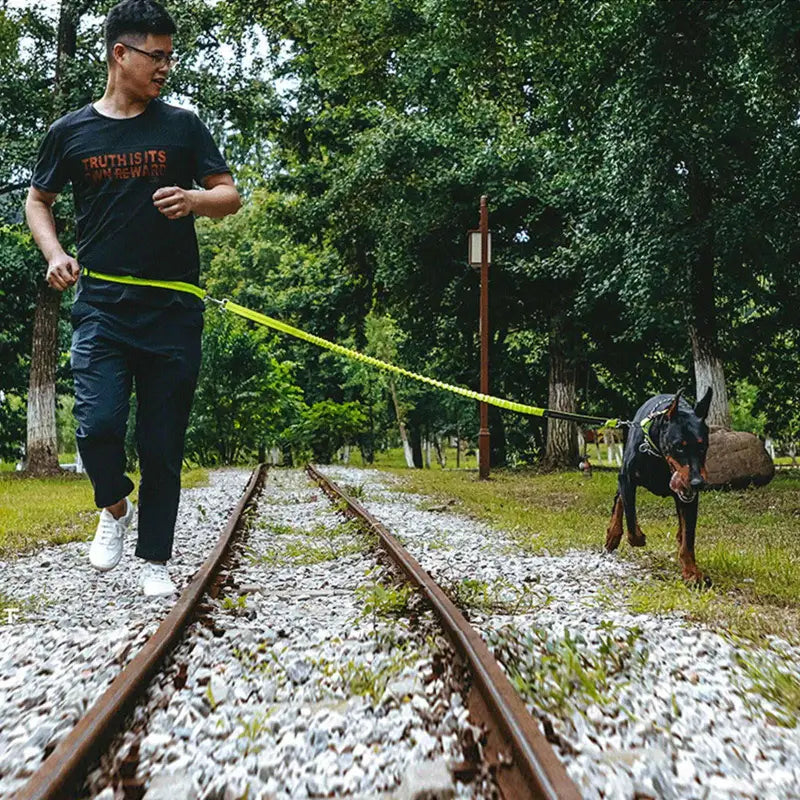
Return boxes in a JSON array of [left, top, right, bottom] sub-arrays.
[[250, 518, 372, 566], [315, 644, 419, 704], [355, 568, 413, 644], [236, 709, 274, 755], [486, 624, 648, 720], [735, 651, 800, 727], [257, 520, 297, 535], [342, 482, 367, 499], [447, 577, 551, 616], [221, 594, 249, 614]]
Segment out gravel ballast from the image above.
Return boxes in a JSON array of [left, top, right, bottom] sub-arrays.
[[3, 464, 798, 800], [83, 467, 489, 799]]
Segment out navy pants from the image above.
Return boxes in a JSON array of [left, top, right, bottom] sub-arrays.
[[70, 300, 203, 562]]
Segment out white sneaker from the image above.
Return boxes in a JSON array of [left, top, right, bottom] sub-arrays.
[[141, 561, 176, 597], [89, 498, 135, 571]]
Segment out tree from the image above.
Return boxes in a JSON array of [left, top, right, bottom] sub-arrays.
[[292, 399, 368, 464], [185, 310, 302, 465], [23, 0, 83, 475]]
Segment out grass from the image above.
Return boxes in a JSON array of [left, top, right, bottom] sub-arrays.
[[735, 650, 800, 727], [486, 623, 648, 719], [351, 445, 472, 470], [385, 466, 800, 644], [251, 517, 373, 567], [314, 642, 420, 704], [0, 466, 209, 557], [445, 576, 552, 616]]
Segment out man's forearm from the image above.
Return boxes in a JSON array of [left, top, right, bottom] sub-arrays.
[[188, 184, 241, 219], [25, 197, 67, 263]]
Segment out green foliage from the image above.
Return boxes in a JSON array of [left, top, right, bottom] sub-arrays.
[[211, 0, 800, 463], [737, 655, 800, 728], [0, 228, 39, 384], [314, 643, 419, 704], [250, 517, 371, 566], [221, 593, 249, 614], [292, 399, 368, 464], [235, 709, 274, 755], [0, 393, 25, 463], [6, 0, 800, 469], [729, 380, 768, 436], [447, 577, 551, 616], [55, 395, 78, 454], [735, 650, 800, 728], [186, 310, 303, 465], [487, 624, 648, 718]]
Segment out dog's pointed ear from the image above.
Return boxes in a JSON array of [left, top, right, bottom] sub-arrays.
[[666, 387, 685, 419], [694, 386, 713, 420]]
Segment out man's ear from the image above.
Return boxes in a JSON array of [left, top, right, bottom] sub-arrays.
[[666, 387, 685, 419], [694, 386, 713, 420]]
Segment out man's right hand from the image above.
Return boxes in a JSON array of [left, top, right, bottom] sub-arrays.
[[46, 254, 80, 291]]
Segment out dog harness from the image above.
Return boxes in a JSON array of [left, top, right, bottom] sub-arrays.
[[639, 408, 669, 457]]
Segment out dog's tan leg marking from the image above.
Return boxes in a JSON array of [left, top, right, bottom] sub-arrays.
[[677, 506, 710, 588], [605, 496, 624, 552]]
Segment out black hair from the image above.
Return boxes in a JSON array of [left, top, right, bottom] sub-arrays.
[[105, 0, 176, 61]]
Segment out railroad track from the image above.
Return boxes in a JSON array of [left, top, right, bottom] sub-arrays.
[[8, 464, 795, 799], [306, 464, 579, 800], [5, 465, 580, 800]]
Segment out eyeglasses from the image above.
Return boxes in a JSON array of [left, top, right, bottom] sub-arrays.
[[117, 41, 177, 68]]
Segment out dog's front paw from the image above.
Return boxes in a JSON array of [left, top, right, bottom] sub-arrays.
[[605, 528, 622, 552], [682, 571, 712, 590], [627, 526, 646, 547]]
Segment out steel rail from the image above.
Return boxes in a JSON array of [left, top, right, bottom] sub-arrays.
[[306, 464, 581, 800], [14, 464, 267, 800]]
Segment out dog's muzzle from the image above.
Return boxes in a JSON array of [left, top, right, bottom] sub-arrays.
[[669, 470, 696, 503]]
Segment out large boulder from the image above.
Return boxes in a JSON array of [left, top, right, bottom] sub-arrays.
[[705, 429, 775, 489]]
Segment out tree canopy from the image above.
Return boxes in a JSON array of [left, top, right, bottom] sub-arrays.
[[2, 0, 798, 466]]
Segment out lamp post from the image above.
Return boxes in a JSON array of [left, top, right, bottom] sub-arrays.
[[468, 196, 491, 479]]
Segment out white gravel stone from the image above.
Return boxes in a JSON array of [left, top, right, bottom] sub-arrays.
[[398, 758, 456, 800]]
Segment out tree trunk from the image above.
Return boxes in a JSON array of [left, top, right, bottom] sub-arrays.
[[687, 164, 731, 429], [488, 405, 506, 467], [543, 315, 579, 470], [433, 436, 446, 468], [409, 426, 423, 468], [690, 328, 731, 429], [24, 0, 80, 476], [389, 378, 415, 467], [24, 285, 62, 475]]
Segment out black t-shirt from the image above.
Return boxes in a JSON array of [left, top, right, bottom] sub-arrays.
[[32, 99, 229, 308]]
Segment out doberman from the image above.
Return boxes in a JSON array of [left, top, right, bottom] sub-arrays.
[[605, 388, 713, 586]]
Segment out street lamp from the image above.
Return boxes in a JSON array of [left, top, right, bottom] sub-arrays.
[[467, 196, 491, 479]]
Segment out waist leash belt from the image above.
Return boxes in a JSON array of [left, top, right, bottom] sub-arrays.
[[80, 268, 623, 428]]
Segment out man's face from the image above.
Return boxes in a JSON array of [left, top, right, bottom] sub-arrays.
[[114, 34, 174, 101]]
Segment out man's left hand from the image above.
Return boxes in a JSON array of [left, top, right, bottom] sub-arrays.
[[153, 186, 195, 219]]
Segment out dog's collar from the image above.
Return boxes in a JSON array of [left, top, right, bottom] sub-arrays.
[[639, 409, 668, 457]]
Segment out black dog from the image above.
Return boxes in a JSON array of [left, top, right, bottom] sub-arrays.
[[605, 388, 713, 586]]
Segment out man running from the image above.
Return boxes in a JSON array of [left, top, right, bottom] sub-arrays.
[[25, 0, 241, 596]]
